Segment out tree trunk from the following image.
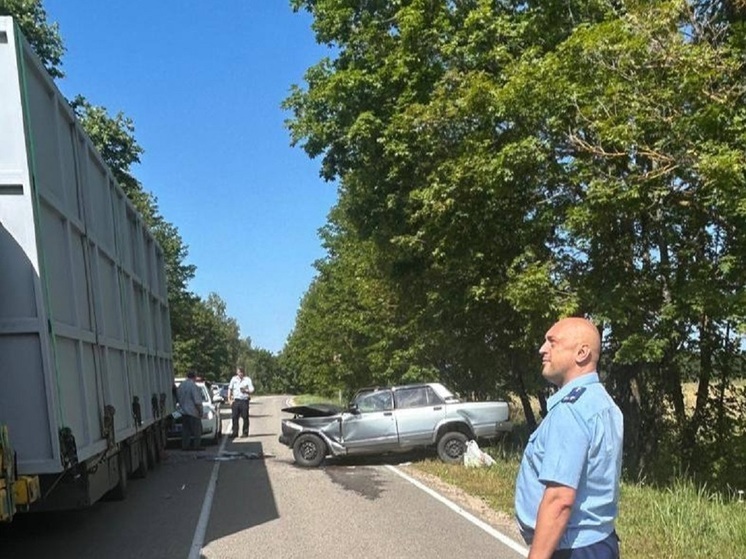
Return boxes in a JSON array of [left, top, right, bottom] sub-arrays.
[[607, 362, 643, 476]]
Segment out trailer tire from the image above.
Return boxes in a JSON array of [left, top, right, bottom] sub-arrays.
[[132, 440, 148, 479], [105, 453, 128, 501], [154, 423, 166, 462], [146, 430, 158, 470]]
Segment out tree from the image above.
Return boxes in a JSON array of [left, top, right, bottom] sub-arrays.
[[286, 0, 746, 488], [510, 0, 746, 482], [0, 0, 64, 77], [173, 293, 241, 379]]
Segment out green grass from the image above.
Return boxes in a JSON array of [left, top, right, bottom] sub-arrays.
[[413, 455, 520, 514], [414, 449, 746, 559], [618, 479, 746, 558]]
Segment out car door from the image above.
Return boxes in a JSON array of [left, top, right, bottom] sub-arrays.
[[393, 386, 446, 446], [341, 389, 398, 453]]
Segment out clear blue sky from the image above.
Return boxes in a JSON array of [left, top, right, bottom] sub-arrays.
[[44, 1, 337, 354]]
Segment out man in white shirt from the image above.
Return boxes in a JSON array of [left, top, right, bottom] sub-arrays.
[[228, 366, 254, 438]]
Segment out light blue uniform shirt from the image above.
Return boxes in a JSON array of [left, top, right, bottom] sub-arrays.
[[515, 373, 623, 549]]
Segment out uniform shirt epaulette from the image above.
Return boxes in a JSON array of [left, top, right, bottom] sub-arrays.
[[561, 386, 587, 404]]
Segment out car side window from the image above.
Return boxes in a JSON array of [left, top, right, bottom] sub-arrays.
[[396, 387, 427, 409], [356, 390, 394, 413], [396, 386, 442, 408], [425, 386, 444, 405]]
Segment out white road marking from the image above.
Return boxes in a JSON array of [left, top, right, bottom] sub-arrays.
[[386, 464, 529, 557], [188, 421, 229, 559]]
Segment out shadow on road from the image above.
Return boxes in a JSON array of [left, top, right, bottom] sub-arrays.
[[203, 439, 279, 544]]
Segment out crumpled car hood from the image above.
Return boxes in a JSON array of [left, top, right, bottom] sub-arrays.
[[281, 403, 342, 418]]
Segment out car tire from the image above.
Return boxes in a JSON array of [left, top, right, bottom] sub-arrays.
[[292, 433, 326, 468], [437, 431, 468, 464]]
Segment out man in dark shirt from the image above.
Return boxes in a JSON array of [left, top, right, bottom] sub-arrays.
[[176, 371, 204, 450]]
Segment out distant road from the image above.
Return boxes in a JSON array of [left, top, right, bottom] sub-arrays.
[[0, 395, 527, 559]]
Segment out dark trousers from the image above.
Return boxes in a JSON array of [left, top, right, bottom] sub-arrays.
[[181, 414, 202, 450], [231, 399, 249, 436], [552, 532, 619, 559]]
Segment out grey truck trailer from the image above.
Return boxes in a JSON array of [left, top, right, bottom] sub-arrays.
[[0, 16, 174, 519]]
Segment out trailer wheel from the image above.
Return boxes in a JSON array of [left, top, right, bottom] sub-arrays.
[[105, 453, 128, 501], [146, 430, 158, 469], [132, 440, 148, 479], [154, 423, 166, 462]]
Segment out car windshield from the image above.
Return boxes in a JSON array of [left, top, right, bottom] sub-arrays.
[[175, 380, 211, 403], [196, 383, 210, 402]]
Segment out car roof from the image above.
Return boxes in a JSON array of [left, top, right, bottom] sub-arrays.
[[355, 382, 447, 392]]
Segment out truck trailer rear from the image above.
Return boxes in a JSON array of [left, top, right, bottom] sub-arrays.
[[0, 16, 174, 519]]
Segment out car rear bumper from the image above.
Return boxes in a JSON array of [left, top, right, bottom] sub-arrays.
[[496, 420, 513, 433], [166, 418, 217, 441], [473, 420, 513, 439]]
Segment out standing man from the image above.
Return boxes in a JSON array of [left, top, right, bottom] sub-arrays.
[[228, 366, 254, 438], [176, 371, 204, 451], [515, 317, 623, 559]]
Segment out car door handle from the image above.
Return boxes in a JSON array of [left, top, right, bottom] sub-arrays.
[[384, 412, 392, 416], [433, 406, 442, 410]]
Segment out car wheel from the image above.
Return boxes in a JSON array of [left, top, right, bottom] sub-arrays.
[[292, 434, 326, 468], [437, 431, 468, 464]]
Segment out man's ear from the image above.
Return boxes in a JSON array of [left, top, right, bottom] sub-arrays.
[[576, 343, 592, 365]]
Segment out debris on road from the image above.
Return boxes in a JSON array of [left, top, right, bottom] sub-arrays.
[[205, 451, 275, 461]]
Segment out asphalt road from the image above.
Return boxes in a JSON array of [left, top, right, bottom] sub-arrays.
[[0, 395, 528, 559]]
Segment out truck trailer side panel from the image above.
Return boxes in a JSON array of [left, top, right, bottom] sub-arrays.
[[0, 15, 174, 489]]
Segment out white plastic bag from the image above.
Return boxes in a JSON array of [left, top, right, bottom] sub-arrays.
[[463, 440, 482, 467], [463, 440, 496, 468]]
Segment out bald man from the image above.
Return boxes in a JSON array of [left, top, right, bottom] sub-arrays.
[[515, 318, 623, 559]]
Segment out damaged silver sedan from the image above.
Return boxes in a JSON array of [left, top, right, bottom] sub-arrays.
[[279, 383, 512, 467]]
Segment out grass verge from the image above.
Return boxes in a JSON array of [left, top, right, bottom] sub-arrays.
[[414, 449, 746, 559]]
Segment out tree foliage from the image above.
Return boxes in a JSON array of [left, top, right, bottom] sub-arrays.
[[0, 0, 64, 77], [173, 293, 242, 379], [284, 0, 746, 489]]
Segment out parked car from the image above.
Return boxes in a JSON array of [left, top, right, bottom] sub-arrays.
[[167, 379, 223, 444], [219, 383, 230, 402], [279, 382, 512, 467]]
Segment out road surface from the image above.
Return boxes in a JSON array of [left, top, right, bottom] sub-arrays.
[[0, 395, 528, 559]]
